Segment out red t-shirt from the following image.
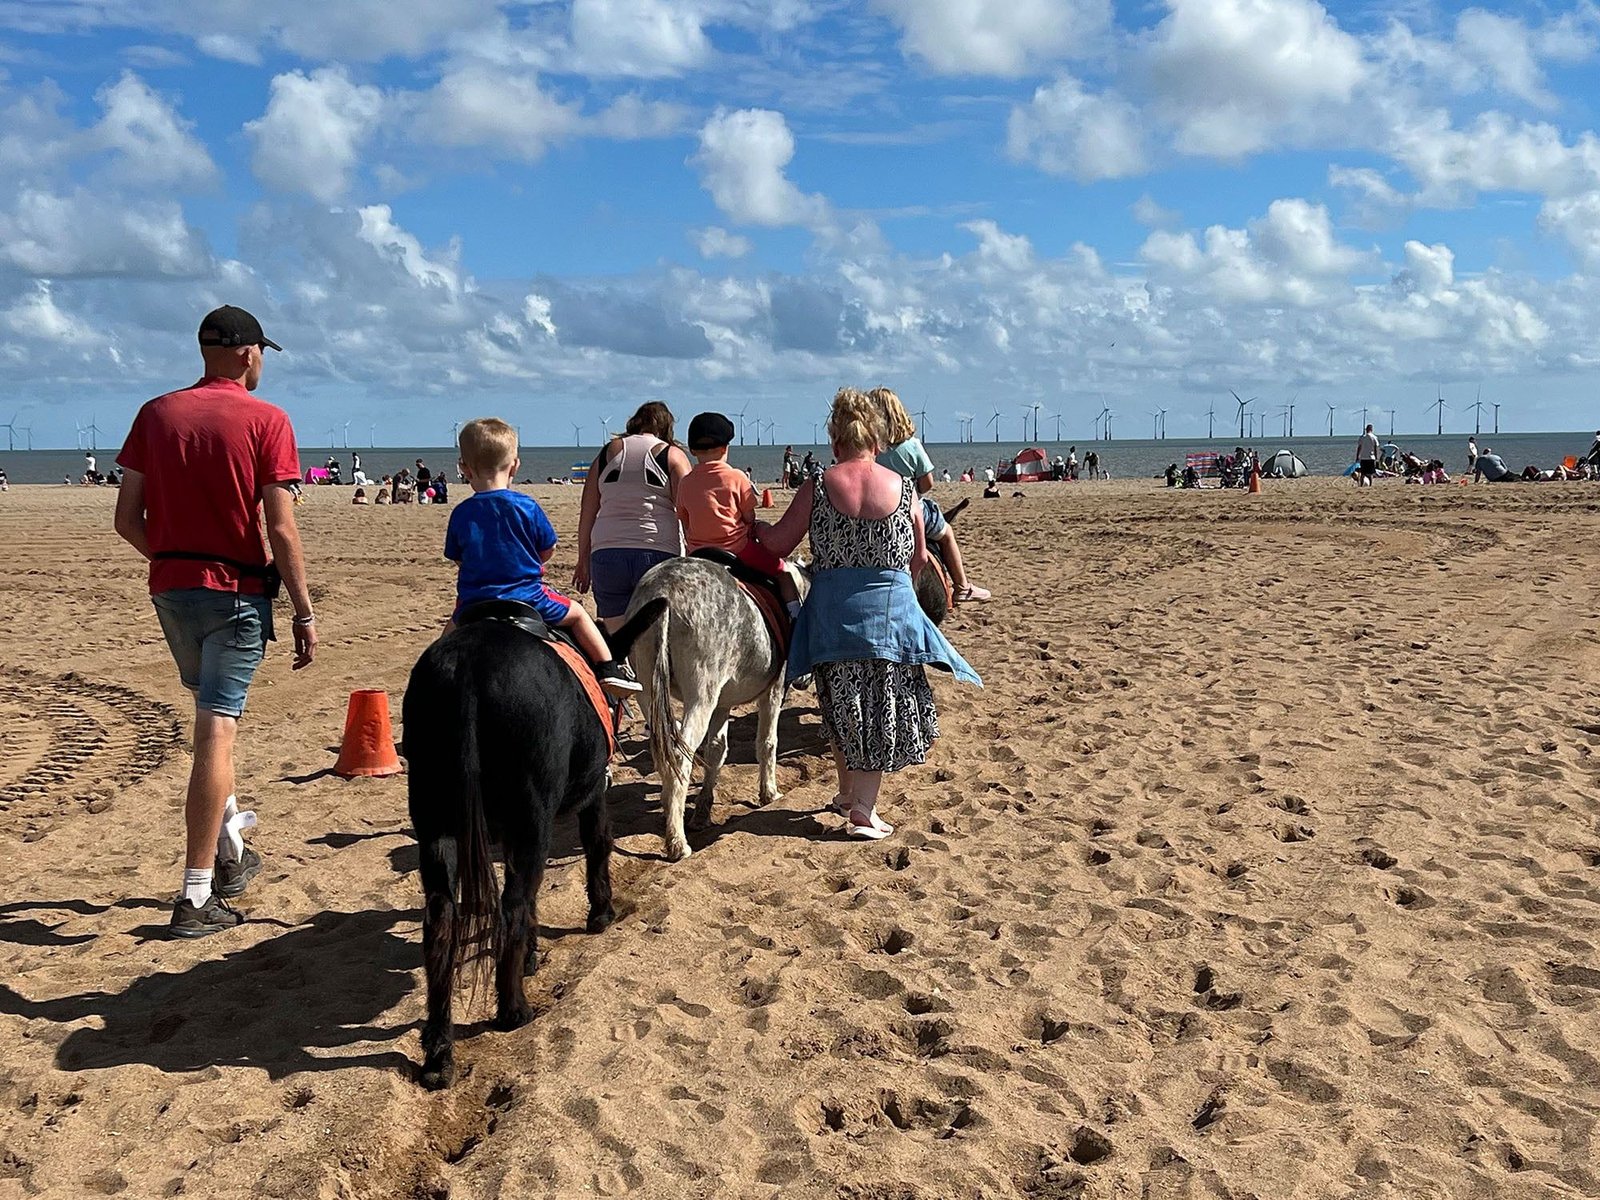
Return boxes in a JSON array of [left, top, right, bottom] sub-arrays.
[[117, 377, 301, 595]]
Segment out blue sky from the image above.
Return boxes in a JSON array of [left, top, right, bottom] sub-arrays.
[[3, 0, 1600, 449]]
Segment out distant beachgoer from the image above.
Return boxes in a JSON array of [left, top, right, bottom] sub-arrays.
[[1165, 463, 1179, 487], [1466, 436, 1478, 473], [0, 467, 8, 491], [1356, 424, 1379, 486], [1066, 446, 1078, 480], [375, 486, 392, 504], [982, 480, 1000, 498], [85, 452, 96, 476], [983, 466, 995, 485], [941, 468, 951, 483], [114, 304, 316, 938], [1085, 450, 1099, 480], [574, 401, 690, 631], [1473, 451, 1517, 482]]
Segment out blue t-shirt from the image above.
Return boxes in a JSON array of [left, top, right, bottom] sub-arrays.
[[445, 489, 558, 608]]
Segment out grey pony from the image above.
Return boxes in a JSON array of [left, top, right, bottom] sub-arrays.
[[608, 557, 807, 862]]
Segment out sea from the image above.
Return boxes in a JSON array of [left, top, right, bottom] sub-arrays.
[[1, 432, 1592, 487]]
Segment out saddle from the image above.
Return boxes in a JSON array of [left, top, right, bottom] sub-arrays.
[[689, 548, 792, 661], [455, 599, 614, 754]]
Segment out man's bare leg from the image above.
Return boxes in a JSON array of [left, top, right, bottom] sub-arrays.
[[186, 710, 238, 871]]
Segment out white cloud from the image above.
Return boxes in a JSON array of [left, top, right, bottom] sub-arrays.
[[1006, 75, 1145, 181], [568, 0, 713, 77], [416, 66, 579, 160], [1132, 194, 1180, 227], [691, 108, 828, 227], [0, 188, 212, 277], [2, 281, 97, 345], [692, 226, 752, 258], [246, 68, 384, 203], [91, 72, 214, 188], [871, 0, 1110, 76], [1143, 0, 1365, 158]]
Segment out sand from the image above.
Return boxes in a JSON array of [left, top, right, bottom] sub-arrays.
[[2, 478, 1599, 1199]]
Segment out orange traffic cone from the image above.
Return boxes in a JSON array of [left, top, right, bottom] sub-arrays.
[[760, 488, 774, 508], [1247, 463, 1262, 494], [333, 689, 403, 778]]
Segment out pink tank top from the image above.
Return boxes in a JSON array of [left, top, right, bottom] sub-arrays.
[[591, 434, 683, 554]]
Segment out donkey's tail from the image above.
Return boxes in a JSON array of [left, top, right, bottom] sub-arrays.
[[453, 686, 500, 1000], [607, 597, 667, 662], [647, 605, 692, 781]]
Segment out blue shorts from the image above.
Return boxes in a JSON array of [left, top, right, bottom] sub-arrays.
[[921, 497, 947, 540], [454, 584, 572, 625], [591, 547, 676, 620], [152, 588, 273, 718]]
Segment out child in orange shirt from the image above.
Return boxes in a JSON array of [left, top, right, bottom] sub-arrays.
[[676, 412, 801, 617]]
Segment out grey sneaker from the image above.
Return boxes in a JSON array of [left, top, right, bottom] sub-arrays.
[[214, 846, 262, 898], [170, 892, 245, 939]]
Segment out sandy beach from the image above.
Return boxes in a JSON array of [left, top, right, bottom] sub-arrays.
[[2, 478, 1599, 1199]]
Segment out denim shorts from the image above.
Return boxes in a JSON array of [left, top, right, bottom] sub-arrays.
[[591, 547, 677, 619], [152, 588, 273, 718], [921, 497, 947, 540]]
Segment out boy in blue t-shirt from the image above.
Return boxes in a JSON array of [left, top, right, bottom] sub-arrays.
[[445, 418, 641, 697]]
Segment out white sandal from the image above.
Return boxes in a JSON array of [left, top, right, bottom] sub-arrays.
[[846, 806, 894, 838]]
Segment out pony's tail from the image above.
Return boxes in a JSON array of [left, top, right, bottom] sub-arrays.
[[453, 686, 501, 1003], [648, 606, 687, 780]]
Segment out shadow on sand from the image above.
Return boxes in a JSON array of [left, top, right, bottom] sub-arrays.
[[0, 908, 420, 1079]]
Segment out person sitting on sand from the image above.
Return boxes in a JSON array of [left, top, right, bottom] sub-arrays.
[[445, 417, 641, 698], [352, 488, 370, 505], [677, 411, 802, 617], [375, 486, 391, 504], [1473, 450, 1517, 482]]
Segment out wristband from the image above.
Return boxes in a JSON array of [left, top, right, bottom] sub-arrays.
[[293, 614, 316, 627]]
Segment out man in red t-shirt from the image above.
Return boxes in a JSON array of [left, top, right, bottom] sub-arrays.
[[115, 305, 318, 938]]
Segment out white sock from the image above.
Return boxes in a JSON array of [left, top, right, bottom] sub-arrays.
[[216, 795, 257, 864], [786, 600, 802, 619], [182, 868, 214, 907]]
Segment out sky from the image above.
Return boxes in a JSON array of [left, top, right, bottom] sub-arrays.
[[2, 0, 1600, 449]]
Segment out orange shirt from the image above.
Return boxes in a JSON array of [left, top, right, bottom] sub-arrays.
[[676, 460, 756, 553]]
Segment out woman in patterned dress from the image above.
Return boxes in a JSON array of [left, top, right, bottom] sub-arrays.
[[756, 388, 980, 840]]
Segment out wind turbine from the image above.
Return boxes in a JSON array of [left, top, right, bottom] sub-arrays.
[[18, 424, 32, 450], [450, 420, 461, 446], [1326, 402, 1336, 437], [915, 407, 928, 440], [572, 422, 583, 447], [1468, 384, 1484, 435], [87, 415, 102, 451], [342, 420, 351, 448], [1159, 408, 1168, 439], [1428, 386, 1447, 436], [986, 406, 1001, 442], [599, 415, 612, 442], [1230, 389, 1253, 441], [1387, 409, 1396, 438], [1492, 402, 1501, 434], [1, 413, 16, 452], [1049, 412, 1063, 440], [736, 401, 750, 445], [1104, 410, 1115, 441], [1149, 410, 1162, 440], [762, 419, 776, 443], [369, 423, 376, 448], [1025, 401, 1042, 443], [1285, 394, 1296, 438], [1205, 400, 1216, 440]]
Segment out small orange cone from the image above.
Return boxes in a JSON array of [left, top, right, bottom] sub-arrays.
[[1247, 463, 1262, 494], [760, 488, 774, 508], [334, 689, 403, 778]]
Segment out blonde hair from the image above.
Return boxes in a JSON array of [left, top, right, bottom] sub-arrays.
[[827, 387, 887, 455], [868, 387, 916, 445], [458, 417, 519, 476]]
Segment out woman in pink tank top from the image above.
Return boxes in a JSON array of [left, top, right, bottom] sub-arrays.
[[574, 402, 691, 628]]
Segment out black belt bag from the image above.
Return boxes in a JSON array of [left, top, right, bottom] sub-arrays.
[[152, 551, 282, 600]]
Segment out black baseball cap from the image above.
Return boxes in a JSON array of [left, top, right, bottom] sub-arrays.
[[687, 411, 735, 450], [198, 305, 281, 352]]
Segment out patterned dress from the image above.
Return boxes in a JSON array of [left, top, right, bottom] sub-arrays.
[[809, 473, 940, 771]]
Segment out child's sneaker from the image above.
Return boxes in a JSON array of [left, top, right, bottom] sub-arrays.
[[595, 660, 643, 697]]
